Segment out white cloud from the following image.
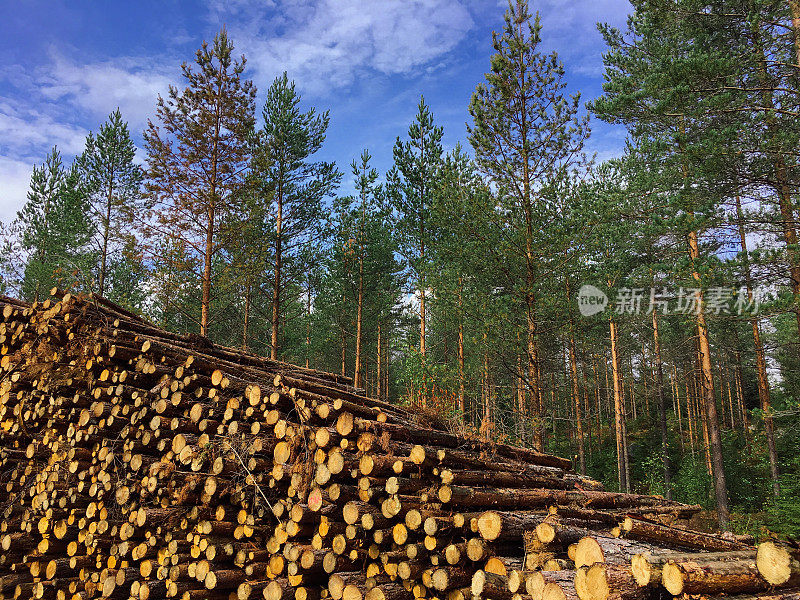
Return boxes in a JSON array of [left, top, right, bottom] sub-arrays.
[[211, 0, 475, 94], [0, 52, 176, 221], [0, 101, 87, 156], [37, 53, 175, 132], [0, 157, 33, 225]]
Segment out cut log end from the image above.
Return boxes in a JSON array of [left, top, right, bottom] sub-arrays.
[[477, 511, 501, 541], [757, 541, 797, 586], [661, 562, 684, 595]]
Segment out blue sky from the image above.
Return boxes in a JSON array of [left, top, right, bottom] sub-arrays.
[[0, 0, 631, 225]]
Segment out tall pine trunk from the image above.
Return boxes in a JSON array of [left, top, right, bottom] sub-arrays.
[[305, 277, 312, 369], [271, 183, 283, 360], [458, 276, 466, 415], [652, 310, 671, 499], [568, 325, 585, 474], [419, 143, 428, 408], [481, 329, 491, 437], [672, 364, 684, 452], [201, 106, 222, 338], [243, 282, 251, 351], [790, 0, 800, 70], [609, 318, 628, 492], [527, 294, 542, 450], [735, 195, 779, 496], [689, 230, 730, 527], [201, 201, 214, 337], [377, 323, 382, 401], [685, 371, 696, 457], [354, 247, 364, 388], [99, 176, 113, 296]]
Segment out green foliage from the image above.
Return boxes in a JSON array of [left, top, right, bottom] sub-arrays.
[[9, 147, 95, 301], [672, 457, 713, 508], [254, 71, 341, 357], [6, 0, 800, 537], [765, 476, 800, 539], [144, 28, 256, 334], [77, 108, 143, 297]]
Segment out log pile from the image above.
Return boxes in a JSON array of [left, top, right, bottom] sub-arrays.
[[0, 290, 798, 600]]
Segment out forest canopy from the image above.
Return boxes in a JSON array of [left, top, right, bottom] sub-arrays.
[[2, 1, 800, 534]]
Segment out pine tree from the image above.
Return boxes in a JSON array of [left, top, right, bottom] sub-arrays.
[[144, 28, 256, 337], [254, 72, 341, 360], [314, 189, 401, 385], [591, 1, 740, 527], [352, 150, 380, 389], [387, 97, 444, 406], [429, 145, 497, 422], [78, 108, 143, 297], [468, 0, 589, 450], [13, 147, 94, 301]]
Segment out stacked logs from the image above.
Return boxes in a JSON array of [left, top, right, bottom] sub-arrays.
[[0, 290, 798, 600]]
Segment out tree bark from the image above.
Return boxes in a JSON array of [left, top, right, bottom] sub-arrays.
[[243, 282, 251, 351], [652, 310, 671, 500], [377, 322, 382, 402], [685, 369, 696, 457], [271, 181, 283, 360], [458, 276, 466, 416], [99, 173, 114, 296], [790, 0, 800, 69], [481, 329, 491, 437], [568, 323, 586, 475], [527, 298, 543, 450], [201, 200, 214, 337], [354, 248, 364, 389], [609, 319, 628, 493], [672, 364, 684, 451], [688, 227, 730, 529], [306, 276, 312, 369]]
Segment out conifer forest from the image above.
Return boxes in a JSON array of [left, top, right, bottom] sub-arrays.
[[3, 0, 800, 539]]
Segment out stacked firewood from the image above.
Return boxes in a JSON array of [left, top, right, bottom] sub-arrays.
[[1, 291, 798, 600]]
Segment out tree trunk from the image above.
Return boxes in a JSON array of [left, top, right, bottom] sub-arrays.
[[689, 230, 730, 529], [377, 322, 382, 402], [354, 252, 364, 389], [696, 345, 714, 477], [528, 302, 543, 451], [569, 325, 585, 475], [271, 184, 283, 360], [458, 276, 466, 416], [201, 201, 214, 337], [481, 330, 491, 438], [99, 176, 113, 297], [641, 341, 650, 417], [583, 367, 594, 461], [652, 310, 671, 500], [790, 0, 800, 69], [733, 344, 750, 440], [517, 353, 524, 441], [672, 364, 684, 452], [735, 194, 779, 496], [242, 282, 251, 351], [341, 325, 347, 378], [306, 277, 312, 369], [609, 319, 628, 493], [594, 356, 603, 437], [685, 370, 696, 457]]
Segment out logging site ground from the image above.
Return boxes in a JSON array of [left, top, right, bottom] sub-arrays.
[[2, 1, 800, 599]]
